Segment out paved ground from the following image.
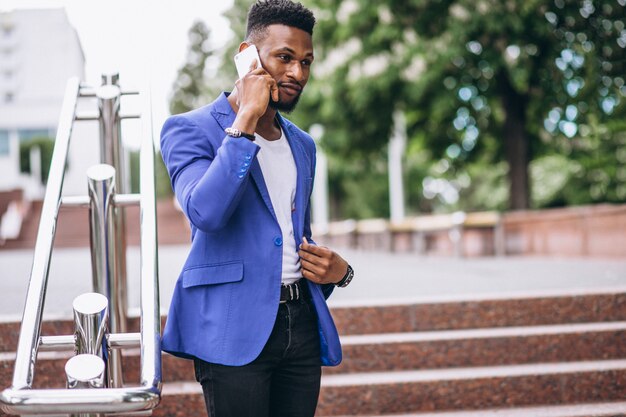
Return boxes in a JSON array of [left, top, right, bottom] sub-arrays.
[[1, 244, 625, 319]]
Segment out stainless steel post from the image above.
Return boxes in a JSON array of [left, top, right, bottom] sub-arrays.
[[96, 83, 128, 336], [71, 294, 107, 417], [66, 354, 105, 389], [87, 164, 123, 388], [73, 293, 108, 357], [101, 72, 120, 86], [66, 354, 106, 417], [87, 164, 115, 299]]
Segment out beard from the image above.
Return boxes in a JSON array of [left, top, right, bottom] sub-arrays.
[[269, 86, 303, 113]]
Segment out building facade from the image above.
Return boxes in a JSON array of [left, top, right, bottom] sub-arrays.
[[0, 8, 85, 198]]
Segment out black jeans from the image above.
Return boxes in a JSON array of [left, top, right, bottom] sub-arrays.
[[193, 295, 322, 417]]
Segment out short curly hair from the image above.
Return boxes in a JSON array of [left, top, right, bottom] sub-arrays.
[[246, 0, 316, 41]]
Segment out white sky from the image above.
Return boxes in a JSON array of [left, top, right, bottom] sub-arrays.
[[1, 0, 236, 148]]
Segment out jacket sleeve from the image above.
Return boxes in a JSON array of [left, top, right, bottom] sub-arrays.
[[160, 115, 260, 233]]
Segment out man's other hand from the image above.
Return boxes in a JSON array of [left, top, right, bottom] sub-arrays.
[[299, 237, 349, 285]]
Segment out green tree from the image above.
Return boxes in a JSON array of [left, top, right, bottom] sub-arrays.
[[170, 21, 221, 115], [214, 0, 255, 87], [301, 0, 625, 211], [129, 150, 173, 198], [19, 136, 55, 183], [185, 0, 625, 218]]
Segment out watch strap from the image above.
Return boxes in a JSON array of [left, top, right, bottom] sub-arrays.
[[335, 265, 354, 288]]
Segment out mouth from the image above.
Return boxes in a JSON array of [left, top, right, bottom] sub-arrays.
[[279, 83, 302, 97]]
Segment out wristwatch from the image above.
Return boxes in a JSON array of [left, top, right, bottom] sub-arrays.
[[225, 127, 255, 141], [335, 265, 354, 288]]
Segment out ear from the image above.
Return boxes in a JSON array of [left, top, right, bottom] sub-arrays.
[[238, 42, 252, 53]]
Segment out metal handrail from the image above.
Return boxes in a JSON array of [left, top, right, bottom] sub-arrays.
[[10, 77, 81, 390], [0, 77, 162, 415], [137, 78, 162, 395]]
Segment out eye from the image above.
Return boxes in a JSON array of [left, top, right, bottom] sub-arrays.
[[301, 59, 312, 67], [278, 54, 292, 62]]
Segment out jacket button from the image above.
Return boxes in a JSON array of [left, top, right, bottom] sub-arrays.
[[245, 153, 252, 161], [274, 237, 283, 246]]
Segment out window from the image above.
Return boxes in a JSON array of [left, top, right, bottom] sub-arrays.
[[1, 21, 14, 38], [0, 130, 9, 156], [18, 128, 54, 142]]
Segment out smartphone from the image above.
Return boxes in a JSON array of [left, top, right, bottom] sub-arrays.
[[234, 45, 262, 79]]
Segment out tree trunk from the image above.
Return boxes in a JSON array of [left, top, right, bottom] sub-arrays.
[[497, 72, 530, 210]]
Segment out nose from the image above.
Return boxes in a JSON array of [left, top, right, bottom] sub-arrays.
[[288, 61, 305, 82]]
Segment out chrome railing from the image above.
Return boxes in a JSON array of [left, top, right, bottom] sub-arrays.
[[0, 74, 161, 415]]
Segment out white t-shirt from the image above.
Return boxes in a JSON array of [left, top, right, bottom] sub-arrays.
[[254, 129, 302, 285]]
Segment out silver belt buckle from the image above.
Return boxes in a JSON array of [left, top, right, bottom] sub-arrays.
[[280, 282, 300, 304], [280, 284, 288, 304]]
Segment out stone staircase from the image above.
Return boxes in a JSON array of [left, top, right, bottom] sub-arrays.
[[2, 290, 626, 416]]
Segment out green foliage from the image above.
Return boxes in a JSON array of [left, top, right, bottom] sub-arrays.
[[19, 136, 55, 183], [326, 147, 390, 219], [170, 21, 223, 115], [129, 150, 173, 199], [154, 151, 174, 198], [302, 0, 626, 213], [175, 0, 626, 219], [530, 154, 580, 208]]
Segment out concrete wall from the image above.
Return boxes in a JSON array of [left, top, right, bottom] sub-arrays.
[[318, 204, 626, 258], [503, 205, 626, 258]]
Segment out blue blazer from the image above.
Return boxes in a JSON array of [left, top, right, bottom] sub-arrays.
[[160, 93, 342, 367]]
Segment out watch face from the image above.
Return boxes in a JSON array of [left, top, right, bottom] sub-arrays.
[[225, 128, 240, 137]]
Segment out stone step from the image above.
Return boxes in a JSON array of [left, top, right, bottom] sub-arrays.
[[4, 358, 626, 415], [152, 361, 626, 416], [2, 289, 626, 352], [0, 350, 193, 389], [321, 401, 626, 417], [0, 316, 144, 352], [2, 382, 626, 417], [316, 359, 626, 415], [156, 382, 204, 417], [327, 321, 626, 374], [330, 288, 626, 335], [4, 322, 625, 388]]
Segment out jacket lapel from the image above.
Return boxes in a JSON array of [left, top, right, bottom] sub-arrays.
[[279, 117, 307, 244], [249, 159, 277, 220]]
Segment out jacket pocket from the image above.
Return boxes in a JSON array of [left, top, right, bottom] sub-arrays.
[[182, 261, 244, 288]]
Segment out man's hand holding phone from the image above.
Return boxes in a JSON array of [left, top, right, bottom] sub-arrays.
[[232, 45, 279, 130]]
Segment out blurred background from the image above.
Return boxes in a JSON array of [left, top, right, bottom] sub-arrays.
[[1, 0, 625, 258], [169, 0, 626, 220], [2, 1, 626, 415]]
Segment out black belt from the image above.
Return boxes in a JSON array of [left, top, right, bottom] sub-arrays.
[[280, 280, 304, 304]]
